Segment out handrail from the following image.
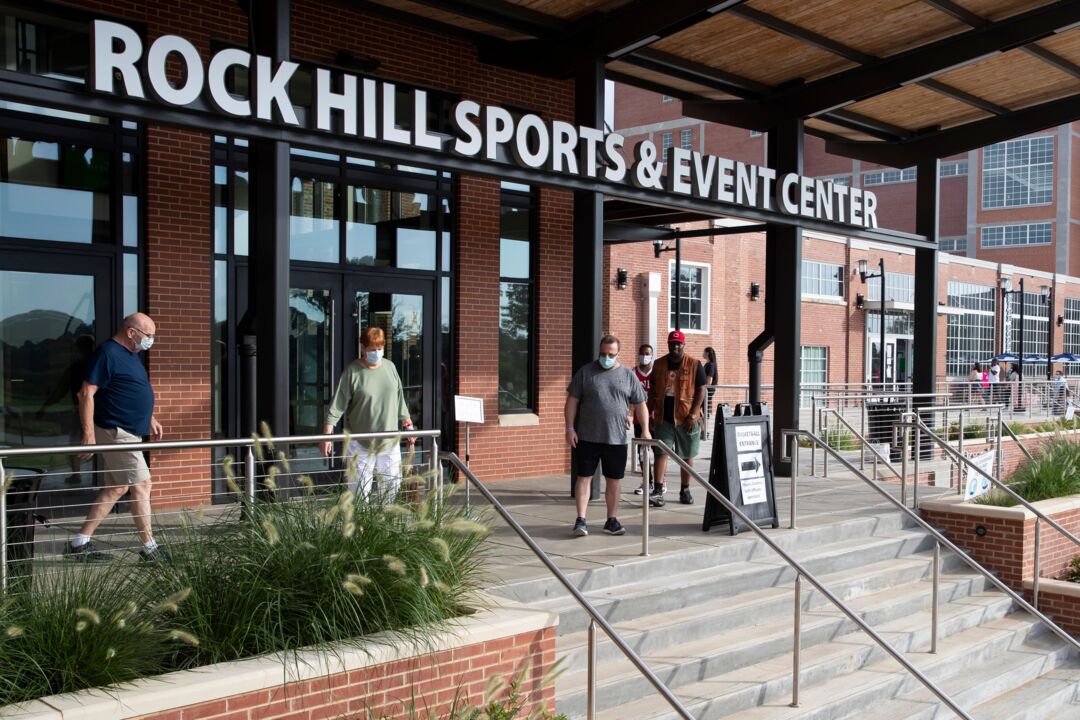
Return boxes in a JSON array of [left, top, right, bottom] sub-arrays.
[[819, 407, 903, 480], [632, 437, 971, 719], [782, 428, 1080, 662], [999, 420, 1036, 463], [439, 451, 695, 720], [900, 414, 1080, 552]]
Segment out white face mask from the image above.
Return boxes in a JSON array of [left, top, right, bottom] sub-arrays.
[[365, 348, 384, 364], [640, 354, 653, 366], [138, 335, 154, 352]]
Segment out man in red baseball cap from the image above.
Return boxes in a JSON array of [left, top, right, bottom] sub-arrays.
[[646, 329, 707, 506]]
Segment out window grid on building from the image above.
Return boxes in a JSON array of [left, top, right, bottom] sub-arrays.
[[946, 281, 996, 377], [1064, 298, 1080, 375], [939, 160, 968, 177], [866, 271, 914, 303], [498, 187, 537, 413], [982, 135, 1053, 208], [981, 222, 1052, 248], [801, 260, 844, 297], [680, 129, 692, 150], [669, 262, 708, 332], [939, 237, 967, 254], [863, 167, 916, 186], [661, 132, 673, 153], [820, 175, 851, 186], [1009, 291, 1050, 376], [800, 346, 828, 407]]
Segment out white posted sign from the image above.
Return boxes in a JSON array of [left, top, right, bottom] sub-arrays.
[[737, 451, 768, 505], [735, 426, 763, 452], [963, 450, 996, 500], [454, 395, 485, 424]]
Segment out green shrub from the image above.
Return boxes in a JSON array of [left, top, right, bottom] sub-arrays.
[[1067, 556, 1080, 583], [0, 565, 190, 706], [945, 422, 987, 441], [974, 436, 1080, 506], [823, 427, 859, 452]]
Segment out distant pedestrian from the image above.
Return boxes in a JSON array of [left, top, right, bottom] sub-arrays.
[[632, 344, 654, 496], [967, 362, 981, 404], [1005, 363, 1023, 411], [67, 313, 165, 563], [701, 347, 718, 440], [322, 327, 414, 501], [988, 359, 1002, 404], [1053, 370, 1071, 415], [565, 335, 650, 537], [648, 330, 707, 507]]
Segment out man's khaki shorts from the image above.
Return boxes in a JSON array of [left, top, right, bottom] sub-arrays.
[[95, 425, 151, 486]]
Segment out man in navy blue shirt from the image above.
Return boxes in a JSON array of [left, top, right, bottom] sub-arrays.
[[66, 313, 165, 561]]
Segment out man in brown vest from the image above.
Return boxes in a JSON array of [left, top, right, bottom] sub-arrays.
[[647, 330, 707, 507]]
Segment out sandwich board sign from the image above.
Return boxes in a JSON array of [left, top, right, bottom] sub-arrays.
[[703, 403, 780, 535]]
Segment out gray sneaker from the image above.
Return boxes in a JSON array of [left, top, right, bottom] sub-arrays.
[[573, 517, 588, 537], [603, 517, 626, 536], [64, 540, 111, 562]]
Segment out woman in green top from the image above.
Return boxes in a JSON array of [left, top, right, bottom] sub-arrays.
[[322, 326, 414, 500]]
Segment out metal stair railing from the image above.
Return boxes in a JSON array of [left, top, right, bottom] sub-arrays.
[[440, 451, 695, 720], [900, 412, 1080, 610], [782, 428, 1080, 669], [631, 437, 971, 718], [999, 419, 1036, 464], [818, 406, 903, 482]]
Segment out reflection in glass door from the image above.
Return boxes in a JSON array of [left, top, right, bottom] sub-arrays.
[[0, 252, 111, 507], [352, 289, 428, 429], [289, 286, 334, 437]]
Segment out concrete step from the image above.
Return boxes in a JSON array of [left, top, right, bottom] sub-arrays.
[[586, 609, 1049, 720], [555, 549, 978, 673], [558, 577, 1015, 718], [490, 510, 913, 605], [546, 528, 937, 636], [970, 668, 1080, 719]]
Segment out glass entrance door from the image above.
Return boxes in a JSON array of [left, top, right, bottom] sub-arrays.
[[0, 250, 112, 499]]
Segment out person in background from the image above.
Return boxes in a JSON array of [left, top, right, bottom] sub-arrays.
[[565, 334, 650, 537], [980, 364, 991, 403], [68, 314, 165, 562], [701, 347, 718, 440], [648, 330, 706, 507], [967, 362, 981, 404], [322, 326, 414, 501], [632, 343, 654, 496], [988, 358, 1002, 405], [1005, 362, 1023, 412], [1053, 369, 1071, 415]]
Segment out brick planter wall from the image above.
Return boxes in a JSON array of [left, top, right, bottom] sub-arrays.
[[11, 604, 556, 720], [920, 494, 1080, 593], [1023, 578, 1080, 635]]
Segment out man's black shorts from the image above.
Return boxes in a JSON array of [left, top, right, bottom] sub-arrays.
[[576, 441, 628, 480]]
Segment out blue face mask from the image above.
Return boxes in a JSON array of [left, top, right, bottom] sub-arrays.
[[598, 355, 617, 370], [365, 348, 384, 364]]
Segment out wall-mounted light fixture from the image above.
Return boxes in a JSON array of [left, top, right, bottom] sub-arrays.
[[616, 268, 629, 290], [1059, 314, 1066, 327], [855, 293, 865, 310], [749, 282, 760, 301]]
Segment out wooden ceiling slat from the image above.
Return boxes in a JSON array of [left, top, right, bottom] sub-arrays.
[[505, 0, 631, 22], [844, 83, 991, 131], [805, 117, 879, 142], [750, 0, 969, 59], [362, 0, 532, 40], [606, 62, 737, 101], [954, 0, 1056, 22], [933, 43, 1080, 110], [1034, 28, 1080, 66], [651, 12, 856, 86]]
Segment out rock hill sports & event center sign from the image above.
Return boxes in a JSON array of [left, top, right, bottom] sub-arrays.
[[90, 20, 881, 229]]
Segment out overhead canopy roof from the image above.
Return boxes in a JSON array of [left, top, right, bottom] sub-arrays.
[[355, 0, 1080, 168]]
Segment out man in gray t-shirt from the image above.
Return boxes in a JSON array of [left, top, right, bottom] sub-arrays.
[[565, 334, 650, 538]]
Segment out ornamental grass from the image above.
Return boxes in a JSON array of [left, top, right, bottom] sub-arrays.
[[974, 436, 1080, 506]]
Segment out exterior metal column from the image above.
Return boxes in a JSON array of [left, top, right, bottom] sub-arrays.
[[767, 119, 803, 476], [247, 0, 291, 438], [571, 62, 605, 500], [913, 159, 940, 400]]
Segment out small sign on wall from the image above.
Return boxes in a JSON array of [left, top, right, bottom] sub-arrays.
[[454, 396, 485, 424]]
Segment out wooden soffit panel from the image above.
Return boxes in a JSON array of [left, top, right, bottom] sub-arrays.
[[1034, 28, 1080, 66], [805, 117, 879, 142], [652, 12, 856, 86], [607, 61, 738, 101], [932, 43, 1080, 110], [954, 0, 1057, 22], [505, 0, 632, 22], [844, 83, 991, 131], [360, 0, 532, 40]]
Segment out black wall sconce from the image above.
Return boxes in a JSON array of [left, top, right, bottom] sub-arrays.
[[616, 268, 629, 290], [855, 293, 865, 310], [1059, 314, 1066, 327], [749, 282, 760, 301]]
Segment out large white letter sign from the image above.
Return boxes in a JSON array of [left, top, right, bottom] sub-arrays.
[[253, 56, 300, 125], [207, 48, 251, 116], [146, 35, 204, 106], [313, 68, 357, 135], [91, 20, 146, 98]]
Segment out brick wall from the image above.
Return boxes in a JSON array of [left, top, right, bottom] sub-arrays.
[[1024, 581, 1080, 635], [131, 626, 555, 720]]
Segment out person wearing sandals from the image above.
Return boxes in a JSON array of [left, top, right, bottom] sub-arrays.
[[322, 326, 414, 501], [565, 334, 650, 537]]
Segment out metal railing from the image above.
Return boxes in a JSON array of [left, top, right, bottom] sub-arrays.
[[631, 437, 970, 717], [0, 429, 442, 592], [784, 428, 1080, 676], [440, 451, 693, 720], [900, 413, 1080, 610]]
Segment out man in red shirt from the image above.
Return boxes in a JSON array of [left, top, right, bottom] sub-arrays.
[[632, 343, 654, 495]]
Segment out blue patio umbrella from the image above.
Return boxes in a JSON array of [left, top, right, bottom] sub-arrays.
[[1052, 353, 1080, 363], [992, 353, 1019, 362]]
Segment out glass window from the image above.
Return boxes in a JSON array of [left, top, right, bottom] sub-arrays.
[[982, 136, 1053, 208], [214, 165, 228, 255], [801, 260, 844, 297], [212, 260, 228, 435], [863, 167, 916, 186], [122, 152, 138, 248], [499, 190, 536, 413], [669, 263, 708, 331], [346, 187, 436, 270], [0, 137, 111, 244], [939, 236, 967, 254], [946, 281, 996, 376], [234, 168, 249, 256], [680, 129, 692, 150], [123, 253, 138, 317], [1008, 290, 1050, 376], [940, 160, 967, 177], [1064, 298, 1080, 376], [0, 8, 89, 83], [800, 346, 827, 407], [866, 272, 914, 303], [289, 176, 338, 263], [981, 222, 1052, 248]]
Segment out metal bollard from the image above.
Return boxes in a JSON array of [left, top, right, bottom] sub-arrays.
[[901, 425, 909, 507], [587, 619, 597, 720], [913, 427, 921, 510], [641, 445, 651, 557], [931, 541, 940, 654], [245, 447, 256, 503], [0, 457, 7, 593], [957, 413, 965, 496], [790, 439, 799, 530], [1034, 518, 1042, 610], [791, 573, 802, 708]]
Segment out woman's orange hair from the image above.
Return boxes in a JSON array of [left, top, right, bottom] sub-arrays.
[[361, 326, 385, 348]]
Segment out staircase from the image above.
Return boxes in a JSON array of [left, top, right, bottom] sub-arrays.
[[489, 509, 1080, 719]]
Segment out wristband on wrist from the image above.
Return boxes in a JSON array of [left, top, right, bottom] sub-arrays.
[[565, 427, 576, 432]]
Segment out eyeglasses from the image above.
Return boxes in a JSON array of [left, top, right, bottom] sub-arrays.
[[131, 327, 156, 341], [598, 352, 618, 359]]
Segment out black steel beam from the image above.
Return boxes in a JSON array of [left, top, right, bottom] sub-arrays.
[[913, 159, 940, 399], [604, 223, 768, 243], [401, 0, 567, 38], [479, 1, 746, 77], [689, 1, 1080, 128], [826, 92, 1080, 166]]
